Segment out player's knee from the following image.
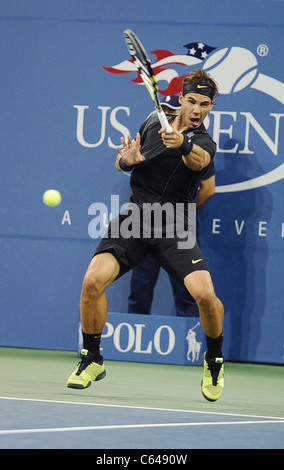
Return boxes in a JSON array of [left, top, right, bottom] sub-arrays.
[[194, 289, 216, 311], [81, 272, 104, 300]]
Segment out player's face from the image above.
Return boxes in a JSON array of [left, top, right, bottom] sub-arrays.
[[179, 93, 214, 129]]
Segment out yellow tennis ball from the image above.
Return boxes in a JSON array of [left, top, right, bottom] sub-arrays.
[[43, 189, 62, 207]]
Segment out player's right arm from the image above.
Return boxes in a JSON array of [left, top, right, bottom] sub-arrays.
[[181, 144, 211, 171]]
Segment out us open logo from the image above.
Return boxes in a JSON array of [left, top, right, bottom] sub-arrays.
[[102, 41, 284, 193]]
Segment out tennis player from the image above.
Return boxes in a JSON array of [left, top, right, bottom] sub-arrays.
[[127, 94, 216, 317], [67, 69, 224, 402]]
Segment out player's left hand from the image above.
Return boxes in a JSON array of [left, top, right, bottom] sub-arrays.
[[117, 133, 145, 165]]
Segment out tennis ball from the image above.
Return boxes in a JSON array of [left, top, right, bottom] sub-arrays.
[[43, 189, 62, 207]]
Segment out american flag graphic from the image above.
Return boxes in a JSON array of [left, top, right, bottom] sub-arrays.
[[183, 42, 216, 60], [102, 42, 216, 96]]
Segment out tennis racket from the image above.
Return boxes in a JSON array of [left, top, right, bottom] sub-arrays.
[[123, 29, 172, 134]]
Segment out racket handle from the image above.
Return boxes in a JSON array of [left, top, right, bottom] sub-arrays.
[[157, 108, 172, 134]]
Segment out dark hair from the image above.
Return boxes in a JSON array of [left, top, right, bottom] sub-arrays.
[[182, 69, 219, 100]]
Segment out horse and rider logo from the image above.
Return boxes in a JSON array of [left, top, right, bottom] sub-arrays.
[[185, 321, 202, 363]]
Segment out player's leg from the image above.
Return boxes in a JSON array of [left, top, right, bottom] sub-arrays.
[[80, 252, 120, 335], [184, 270, 224, 402], [184, 270, 223, 338], [67, 252, 120, 389]]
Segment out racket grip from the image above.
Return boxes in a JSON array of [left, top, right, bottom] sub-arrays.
[[157, 108, 172, 134]]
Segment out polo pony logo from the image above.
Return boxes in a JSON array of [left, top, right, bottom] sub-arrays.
[[185, 321, 202, 363]]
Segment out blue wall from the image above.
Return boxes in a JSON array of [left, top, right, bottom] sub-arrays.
[[0, 0, 283, 364]]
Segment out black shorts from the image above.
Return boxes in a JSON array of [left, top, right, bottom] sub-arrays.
[[94, 210, 209, 286]]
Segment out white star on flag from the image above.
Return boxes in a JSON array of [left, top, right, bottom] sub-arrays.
[[183, 42, 216, 60]]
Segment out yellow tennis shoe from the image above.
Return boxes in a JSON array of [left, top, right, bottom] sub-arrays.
[[201, 353, 224, 402], [67, 349, 106, 389]]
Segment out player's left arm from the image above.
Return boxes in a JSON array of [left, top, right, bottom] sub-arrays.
[[196, 175, 216, 209], [115, 133, 145, 171]]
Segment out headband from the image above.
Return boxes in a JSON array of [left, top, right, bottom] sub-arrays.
[[182, 82, 215, 101]]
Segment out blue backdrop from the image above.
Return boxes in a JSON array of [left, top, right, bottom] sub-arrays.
[[0, 0, 283, 365]]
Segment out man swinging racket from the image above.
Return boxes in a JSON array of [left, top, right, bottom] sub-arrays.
[[67, 69, 225, 402]]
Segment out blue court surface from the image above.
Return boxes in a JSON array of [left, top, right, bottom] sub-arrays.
[[0, 348, 283, 449], [0, 397, 283, 449]]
